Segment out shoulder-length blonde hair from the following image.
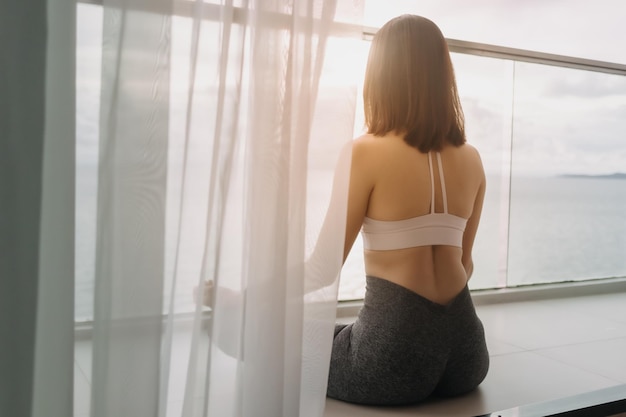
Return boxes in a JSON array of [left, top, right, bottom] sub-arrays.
[[363, 15, 465, 152]]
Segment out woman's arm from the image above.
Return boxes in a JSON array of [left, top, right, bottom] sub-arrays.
[[342, 138, 375, 262], [305, 138, 374, 293], [461, 149, 486, 281]]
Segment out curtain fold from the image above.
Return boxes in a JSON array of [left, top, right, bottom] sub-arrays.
[[199, 2, 364, 416], [92, 1, 172, 416]]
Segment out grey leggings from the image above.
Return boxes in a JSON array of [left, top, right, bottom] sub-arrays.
[[327, 275, 489, 405]]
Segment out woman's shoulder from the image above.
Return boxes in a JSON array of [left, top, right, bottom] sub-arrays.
[[463, 143, 484, 168], [348, 134, 381, 169], [350, 133, 387, 159], [352, 132, 386, 147], [462, 142, 482, 157], [351, 133, 411, 155], [451, 143, 485, 182], [447, 143, 484, 166], [346, 134, 407, 179], [449, 142, 479, 156]]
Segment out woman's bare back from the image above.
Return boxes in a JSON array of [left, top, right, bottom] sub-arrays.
[[346, 133, 486, 305]]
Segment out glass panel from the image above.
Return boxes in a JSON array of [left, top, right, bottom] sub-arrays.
[[363, 0, 626, 65], [453, 53, 514, 290], [165, 14, 223, 317], [508, 62, 626, 286], [337, 52, 514, 300]]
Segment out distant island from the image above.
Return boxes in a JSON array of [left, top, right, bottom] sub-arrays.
[[559, 173, 626, 179]]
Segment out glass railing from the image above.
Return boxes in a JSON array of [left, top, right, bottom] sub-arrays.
[[75, 2, 626, 317], [507, 62, 626, 286], [338, 36, 626, 300]]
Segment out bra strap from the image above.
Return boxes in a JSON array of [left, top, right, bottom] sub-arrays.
[[428, 152, 435, 213], [436, 152, 448, 213]]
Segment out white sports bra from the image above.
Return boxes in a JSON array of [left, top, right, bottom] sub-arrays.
[[361, 152, 467, 250]]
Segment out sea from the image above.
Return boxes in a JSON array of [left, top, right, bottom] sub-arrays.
[[75, 171, 626, 320]]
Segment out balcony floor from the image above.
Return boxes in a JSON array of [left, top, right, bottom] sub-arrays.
[[73, 289, 626, 416]]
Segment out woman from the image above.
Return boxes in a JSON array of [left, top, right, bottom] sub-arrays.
[[326, 15, 489, 405]]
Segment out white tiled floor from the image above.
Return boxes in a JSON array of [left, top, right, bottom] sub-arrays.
[[324, 291, 626, 416], [74, 291, 626, 417]]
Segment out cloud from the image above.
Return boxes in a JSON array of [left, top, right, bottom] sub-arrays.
[[544, 73, 626, 99]]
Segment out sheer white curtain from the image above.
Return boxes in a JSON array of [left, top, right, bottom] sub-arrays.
[[92, 0, 364, 416]]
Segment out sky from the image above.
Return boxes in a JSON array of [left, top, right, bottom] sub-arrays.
[[77, 1, 626, 176], [363, 0, 626, 65], [359, 0, 626, 176]]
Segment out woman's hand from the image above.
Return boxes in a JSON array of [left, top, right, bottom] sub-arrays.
[[193, 280, 214, 307]]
